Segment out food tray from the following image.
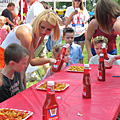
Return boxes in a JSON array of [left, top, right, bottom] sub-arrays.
[[67, 65, 84, 72], [36, 82, 70, 91], [0, 108, 33, 120]]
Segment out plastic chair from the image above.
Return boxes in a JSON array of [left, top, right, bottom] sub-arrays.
[[26, 64, 43, 80]]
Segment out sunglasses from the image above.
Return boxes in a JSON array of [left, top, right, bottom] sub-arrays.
[[74, 0, 80, 2]]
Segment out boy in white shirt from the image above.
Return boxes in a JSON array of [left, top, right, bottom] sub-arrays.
[[89, 36, 120, 65]]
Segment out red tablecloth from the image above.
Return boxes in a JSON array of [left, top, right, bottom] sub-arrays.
[[0, 64, 120, 120]]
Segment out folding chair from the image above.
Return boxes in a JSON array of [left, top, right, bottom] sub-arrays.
[[26, 64, 43, 81]]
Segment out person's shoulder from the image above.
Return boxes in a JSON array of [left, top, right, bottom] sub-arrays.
[[66, 6, 74, 10], [89, 19, 98, 28], [90, 55, 99, 61], [72, 43, 81, 48], [89, 55, 99, 64], [17, 24, 32, 34], [1, 74, 9, 86], [84, 7, 88, 11], [33, 1, 44, 7]]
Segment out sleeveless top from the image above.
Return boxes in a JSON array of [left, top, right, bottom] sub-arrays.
[[91, 26, 117, 52], [0, 24, 34, 50], [0, 26, 9, 45]]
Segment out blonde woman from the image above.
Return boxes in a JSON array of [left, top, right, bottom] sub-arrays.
[[0, 10, 60, 87], [65, 0, 89, 51]]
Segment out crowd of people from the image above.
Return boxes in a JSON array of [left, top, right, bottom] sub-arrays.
[[0, 1, 120, 115]]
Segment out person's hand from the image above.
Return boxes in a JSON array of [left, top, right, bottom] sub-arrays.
[[104, 56, 116, 68], [49, 58, 56, 66], [63, 56, 69, 63], [72, 10, 78, 16]]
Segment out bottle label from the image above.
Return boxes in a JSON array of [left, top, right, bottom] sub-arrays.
[[53, 60, 60, 68], [82, 84, 86, 96], [98, 70, 102, 80], [47, 87, 55, 95], [47, 108, 59, 120], [52, 60, 60, 72]]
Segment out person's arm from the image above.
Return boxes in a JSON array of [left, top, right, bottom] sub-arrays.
[[113, 18, 120, 35], [16, 25, 56, 66], [0, 72, 2, 86], [65, 10, 78, 27], [6, 17, 14, 26], [79, 59, 83, 64], [85, 19, 98, 61], [6, 25, 11, 33]]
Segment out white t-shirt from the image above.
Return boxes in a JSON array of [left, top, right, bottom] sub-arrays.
[[89, 54, 120, 65], [65, 6, 89, 37], [26, 1, 45, 23]]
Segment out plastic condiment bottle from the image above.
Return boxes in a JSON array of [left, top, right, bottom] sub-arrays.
[[52, 44, 69, 72], [43, 81, 59, 120], [98, 53, 105, 81], [82, 64, 91, 99], [102, 43, 109, 60]]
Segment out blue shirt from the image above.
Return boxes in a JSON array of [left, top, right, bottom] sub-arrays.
[[66, 42, 84, 66]]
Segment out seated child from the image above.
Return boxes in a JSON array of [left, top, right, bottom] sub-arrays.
[[63, 27, 84, 66], [0, 43, 29, 103], [89, 36, 120, 65], [44, 44, 70, 79]]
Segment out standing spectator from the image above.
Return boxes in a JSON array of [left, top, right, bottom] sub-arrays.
[[65, 0, 89, 51], [63, 27, 84, 66], [0, 16, 10, 45], [1, 2, 15, 30], [26, 0, 45, 23]]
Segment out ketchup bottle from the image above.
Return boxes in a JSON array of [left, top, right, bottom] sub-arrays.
[[43, 81, 59, 120], [102, 43, 109, 60], [52, 44, 69, 72], [98, 53, 105, 81], [82, 64, 91, 99], [102, 43, 112, 69]]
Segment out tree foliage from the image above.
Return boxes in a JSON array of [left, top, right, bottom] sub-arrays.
[[48, 0, 120, 12]]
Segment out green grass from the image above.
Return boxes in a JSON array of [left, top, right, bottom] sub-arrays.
[[26, 37, 120, 88]]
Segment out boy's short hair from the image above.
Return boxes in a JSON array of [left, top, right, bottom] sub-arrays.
[[4, 43, 29, 65], [63, 27, 74, 37], [93, 36, 108, 45], [7, 2, 15, 7]]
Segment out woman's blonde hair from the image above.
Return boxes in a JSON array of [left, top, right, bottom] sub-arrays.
[[93, 36, 108, 45], [95, 0, 120, 33], [31, 10, 60, 41], [72, 0, 84, 11]]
